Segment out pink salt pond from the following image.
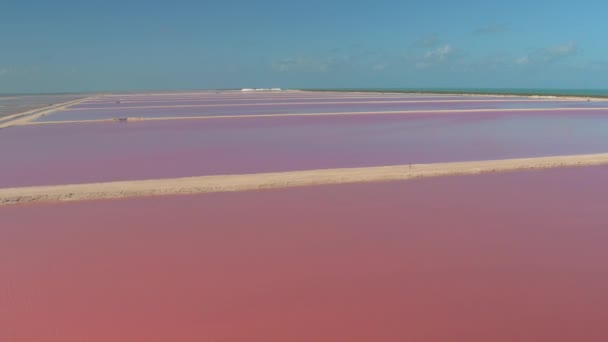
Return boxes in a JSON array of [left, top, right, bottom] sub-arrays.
[[2, 166, 608, 342], [36, 100, 608, 121], [3, 111, 608, 187], [71, 95, 531, 109]]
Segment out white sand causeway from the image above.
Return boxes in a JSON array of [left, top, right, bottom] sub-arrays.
[[2, 153, 608, 206], [22, 106, 608, 126], [82, 97, 528, 104], [0, 97, 96, 129], [83, 94, 489, 102], [60, 98, 601, 111]]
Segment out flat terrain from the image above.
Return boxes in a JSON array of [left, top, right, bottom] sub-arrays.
[[2, 90, 608, 341], [2, 153, 608, 205], [3, 91, 608, 188], [2, 167, 608, 341], [0, 94, 85, 119], [32, 93, 608, 122]]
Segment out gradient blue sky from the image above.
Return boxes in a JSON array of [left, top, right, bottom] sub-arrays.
[[1, 0, 607, 93]]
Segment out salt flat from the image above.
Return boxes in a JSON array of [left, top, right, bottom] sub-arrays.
[[3, 90, 608, 342], [0, 94, 85, 119]]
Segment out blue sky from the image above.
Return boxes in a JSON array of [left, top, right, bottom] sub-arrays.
[[1, 0, 607, 93]]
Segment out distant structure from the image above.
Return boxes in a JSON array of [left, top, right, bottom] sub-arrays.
[[241, 88, 283, 92]]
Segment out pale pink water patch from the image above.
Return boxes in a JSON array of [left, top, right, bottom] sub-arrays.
[[4, 112, 608, 187], [72, 96, 535, 109], [41, 100, 608, 121], [2, 166, 608, 341]]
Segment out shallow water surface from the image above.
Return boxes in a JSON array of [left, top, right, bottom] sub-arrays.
[[39, 99, 608, 121], [2, 166, 608, 341], [3, 111, 608, 187]]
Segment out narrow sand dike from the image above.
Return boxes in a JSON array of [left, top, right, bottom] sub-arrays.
[[24, 106, 608, 125], [2, 153, 608, 205], [0, 97, 95, 129]]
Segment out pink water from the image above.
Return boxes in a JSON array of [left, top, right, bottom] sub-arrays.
[[37, 100, 608, 121], [3, 111, 608, 187], [88, 93, 511, 102], [2, 166, 608, 341], [72, 96, 535, 109]]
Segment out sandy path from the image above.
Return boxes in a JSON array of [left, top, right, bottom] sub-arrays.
[[84, 96, 592, 103], [95, 91, 308, 98], [0, 97, 96, 129], [24, 106, 608, 126], [2, 153, 608, 206], [90, 90, 608, 101], [63, 98, 595, 111], [85, 94, 455, 101]]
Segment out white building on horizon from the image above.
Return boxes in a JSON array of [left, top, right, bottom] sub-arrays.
[[241, 88, 283, 92]]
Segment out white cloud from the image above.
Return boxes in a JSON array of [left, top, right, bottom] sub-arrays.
[[424, 44, 453, 62], [404, 43, 459, 70], [413, 34, 441, 48], [272, 55, 354, 73], [0, 66, 41, 77], [515, 56, 529, 65], [415, 62, 431, 69], [272, 58, 316, 72], [274, 63, 290, 72], [515, 41, 579, 68], [544, 41, 577, 58], [272, 58, 297, 72], [372, 63, 387, 71]]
